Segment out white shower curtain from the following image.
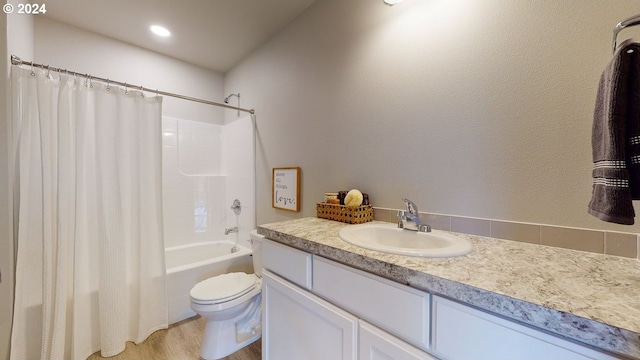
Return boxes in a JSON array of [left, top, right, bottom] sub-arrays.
[[10, 66, 168, 359]]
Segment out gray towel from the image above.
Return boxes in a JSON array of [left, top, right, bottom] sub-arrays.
[[588, 41, 640, 225]]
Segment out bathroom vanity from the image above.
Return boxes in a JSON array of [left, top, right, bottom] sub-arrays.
[[257, 218, 640, 360]]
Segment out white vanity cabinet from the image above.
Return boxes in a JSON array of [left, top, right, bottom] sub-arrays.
[[261, 238, 432, 360], [261, 237, 618, 360]]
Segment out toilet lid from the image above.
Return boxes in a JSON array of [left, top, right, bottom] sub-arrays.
[[190, 272, 256, 303]]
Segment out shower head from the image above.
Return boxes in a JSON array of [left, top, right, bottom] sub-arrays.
[[224, 93, 239, 104]]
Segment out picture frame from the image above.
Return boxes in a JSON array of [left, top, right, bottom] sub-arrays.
[[272, 167, 301, 212]]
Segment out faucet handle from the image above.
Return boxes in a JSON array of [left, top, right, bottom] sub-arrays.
[[231, 199, 241, 215], [396, 210, 407, 228], [402, 198, 419, 215]]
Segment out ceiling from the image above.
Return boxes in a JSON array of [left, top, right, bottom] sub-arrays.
[[42, 0, 316, 73]]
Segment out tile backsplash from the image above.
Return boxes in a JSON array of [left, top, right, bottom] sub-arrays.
[[373, 207, 639, 259]]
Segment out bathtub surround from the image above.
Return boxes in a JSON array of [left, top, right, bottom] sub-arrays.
[[163, 117, 225, 246], [162, 115, 255, 248], [10, 67, 167, 359]]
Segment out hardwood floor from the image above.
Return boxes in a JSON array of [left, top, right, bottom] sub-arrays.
[[87, 316, 261, 360]]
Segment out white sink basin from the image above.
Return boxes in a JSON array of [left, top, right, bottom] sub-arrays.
[[338, 222, 473, 258]]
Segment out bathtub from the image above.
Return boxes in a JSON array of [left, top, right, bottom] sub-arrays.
[[166, 239, 254, 324]]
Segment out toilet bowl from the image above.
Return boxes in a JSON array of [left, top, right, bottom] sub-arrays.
[[190, 230, 264, 360]]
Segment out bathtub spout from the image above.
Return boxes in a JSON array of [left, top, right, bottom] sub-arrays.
[[225, 226, 238, 235]]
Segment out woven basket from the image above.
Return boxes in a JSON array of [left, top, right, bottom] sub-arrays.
[[316, 203, 373, 224]]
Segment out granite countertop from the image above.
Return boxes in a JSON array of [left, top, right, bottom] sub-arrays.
[[257, 217, 640, 359]]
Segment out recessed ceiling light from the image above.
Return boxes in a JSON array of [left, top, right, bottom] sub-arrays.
[[384, 0, 403, 5], [150, 25, 171, 37]]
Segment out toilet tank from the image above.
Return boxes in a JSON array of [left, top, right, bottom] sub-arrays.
[[249, 230, 264, 277]]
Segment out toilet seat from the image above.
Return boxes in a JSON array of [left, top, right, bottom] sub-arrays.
[[190, 272, 258, 305]]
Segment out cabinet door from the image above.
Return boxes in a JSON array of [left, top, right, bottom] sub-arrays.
[[262, 270, 357, 360], [431, 296, 617, 360], [359, 321, 437, 360]]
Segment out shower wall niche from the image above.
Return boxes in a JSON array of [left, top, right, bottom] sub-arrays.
[[162, 116, 255, 248]]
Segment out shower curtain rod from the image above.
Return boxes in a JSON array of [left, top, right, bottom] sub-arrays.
[[10, 55, 255, 115]]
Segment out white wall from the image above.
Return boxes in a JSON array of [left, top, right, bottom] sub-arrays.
[[225, 0, 640, 232], [2, 6, 34, 359], [34, 17, 225, 125]]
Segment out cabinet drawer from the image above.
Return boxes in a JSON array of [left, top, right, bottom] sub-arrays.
[[431, 296, 617, 360], [313, 256, 430, 351], [262, 239, 312, 290]]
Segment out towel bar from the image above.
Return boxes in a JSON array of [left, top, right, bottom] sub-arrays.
[[613, 13, 640, 54]]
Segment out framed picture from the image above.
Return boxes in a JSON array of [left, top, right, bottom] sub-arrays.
[[272, 167, 301, 212]]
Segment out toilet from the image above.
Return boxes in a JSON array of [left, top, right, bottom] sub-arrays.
[[190, 230, 264, 360]]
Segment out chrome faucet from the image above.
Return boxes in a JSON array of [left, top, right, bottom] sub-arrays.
[[224, 226, 238, 235], [397, 198, 431, 232]]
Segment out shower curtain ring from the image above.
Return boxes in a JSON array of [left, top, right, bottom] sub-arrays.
[[106, 79, 110, 91], [88, 75, 93, 88], [140, 85, 144, 98], [124, 83, 129, 95], [30, 63, 35, 76]]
